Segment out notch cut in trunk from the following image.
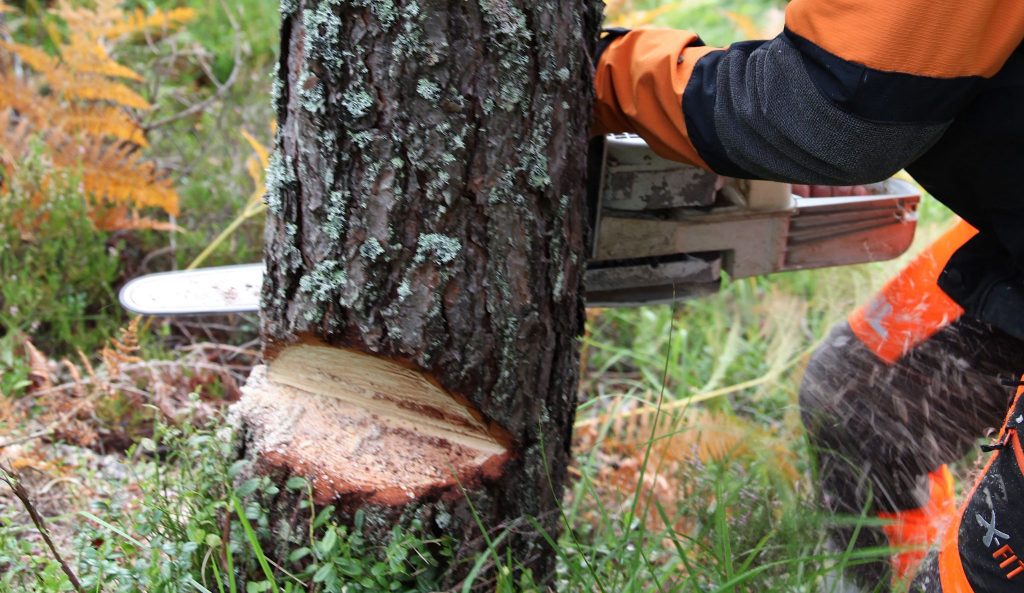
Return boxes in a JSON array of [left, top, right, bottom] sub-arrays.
[[237, 344, 511, 506]]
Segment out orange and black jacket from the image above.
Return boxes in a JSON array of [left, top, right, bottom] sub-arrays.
[[594, 0, 1024, 341]]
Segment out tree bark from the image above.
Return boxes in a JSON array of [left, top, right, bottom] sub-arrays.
[[234, 0, 600, 586]]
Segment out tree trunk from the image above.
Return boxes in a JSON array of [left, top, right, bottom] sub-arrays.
[[234, 0, 600, 586]]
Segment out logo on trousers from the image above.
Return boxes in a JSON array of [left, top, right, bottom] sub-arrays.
[[978, 510, 1024, 580], [978, 510, 1010, 548]]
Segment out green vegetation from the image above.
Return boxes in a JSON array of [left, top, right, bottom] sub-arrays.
[[0, 412, 452, 593], [0, 144, 123, 361], [0, 0, 959, 591]]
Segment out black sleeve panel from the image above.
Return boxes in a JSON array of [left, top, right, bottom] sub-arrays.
[[784, 30, 981, 124], [684, 35, 951, 185], [917, 45, 1024, 340]]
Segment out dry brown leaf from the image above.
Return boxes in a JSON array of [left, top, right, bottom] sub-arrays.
[[60, 358, 85, 399], [22, 339, 53, 392]]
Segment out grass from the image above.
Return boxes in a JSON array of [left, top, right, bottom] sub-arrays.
[[0, 0, 963, 591]]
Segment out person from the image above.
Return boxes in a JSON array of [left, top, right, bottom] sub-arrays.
[[591, 1, 1024, 591]]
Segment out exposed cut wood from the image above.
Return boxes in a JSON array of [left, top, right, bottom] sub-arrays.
[[237, 345, 510, 506]]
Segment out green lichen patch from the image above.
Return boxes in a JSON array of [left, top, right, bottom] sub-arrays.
[[367, 0, 397, 28], [479, 1, 532, 111], [342, 89, 374, 119], [396, 279, 412, 300], [280, 0, 299, 17], [270, 61, 284, 111], [299, 71, 327, 115], [298, 260, 349, 322], [416, 78, 442, 102], [414, 233, 461, 265], [359, 237, 386, 260], [302, 1, 343, 65], [323, 190, 349, 241], [264, 149, 297, 215]]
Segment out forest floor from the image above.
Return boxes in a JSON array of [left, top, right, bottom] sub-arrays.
[[0, 1, 964, 592]]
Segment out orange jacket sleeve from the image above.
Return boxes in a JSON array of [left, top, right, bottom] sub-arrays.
[[594, 29, 716, 168]]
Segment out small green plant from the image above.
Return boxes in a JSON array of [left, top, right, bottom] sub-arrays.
[[0, 335, 31, 398], [0, 140, 122, 360], [281, 508, 449, 593]]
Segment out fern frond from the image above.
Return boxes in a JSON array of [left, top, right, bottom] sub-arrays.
[[61, 76, 151, 110], [46, 139, 177, 215], [241, 128, 269, 204], [603, 407, 801, 483], [61, 34, 143, 81], [0, 116, 32, 191], [94, 208, 179, 232], [0, 40, 59, 74], [63, 106, 147, 146], [240, 128, 270, 169], [245, 155, 262, 195], [102, 7, 196, 38], [81, 164, 179, 214], [0, 74, 55, 127], [3, 0, 183, 231], [101, 317, 143, 375], [56, 0, 124, 37]]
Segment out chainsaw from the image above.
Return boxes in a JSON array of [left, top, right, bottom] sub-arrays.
[[119, 134, 919, 315]]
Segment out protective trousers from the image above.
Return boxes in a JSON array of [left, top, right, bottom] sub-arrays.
[[800, 221, 1024, 590], [910, 385, 1024, 592]]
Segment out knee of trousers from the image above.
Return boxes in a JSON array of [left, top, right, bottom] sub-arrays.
[[798, 320, 878, 442], [798, 318, 936, 513]]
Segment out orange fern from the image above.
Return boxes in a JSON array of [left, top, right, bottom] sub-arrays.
[[63, 106, 149, 146], [0, 0, 193, 230], [60, 34, 145, 81], [102, 7, 196, 38]]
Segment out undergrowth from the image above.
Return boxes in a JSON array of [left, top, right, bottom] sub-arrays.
[[0, 410, 451, 593], [0, 142, 121, 365]]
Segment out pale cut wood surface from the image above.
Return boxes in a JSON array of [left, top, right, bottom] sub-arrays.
[[238, 345, 510, 506]]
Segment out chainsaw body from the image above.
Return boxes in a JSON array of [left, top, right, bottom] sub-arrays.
[[119, 135, 919, 315], [586, 135, 919, 306]]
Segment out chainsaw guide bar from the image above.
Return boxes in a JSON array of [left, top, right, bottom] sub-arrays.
[[119, 264, 262, 316]]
